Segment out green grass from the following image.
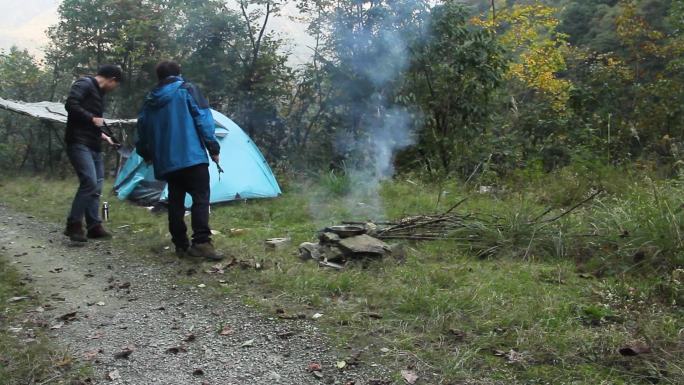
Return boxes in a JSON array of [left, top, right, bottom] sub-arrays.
[[0, 258, 92, 385], [0, 172, 682, 384]]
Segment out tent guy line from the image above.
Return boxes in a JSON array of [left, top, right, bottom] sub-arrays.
[[0, 97, 137, 126]]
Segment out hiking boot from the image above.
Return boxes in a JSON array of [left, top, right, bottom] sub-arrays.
[[87, 224, 112, 239], [64, 222, 88, 243], [188, 242, 223, 261], [175, 246, 189, 258]]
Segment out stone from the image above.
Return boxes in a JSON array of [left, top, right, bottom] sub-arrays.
[[337, 234, 391, 257], [298, 242, 322, 261], [322, 245, 345, 262], [319, 232, 341, 244], [265, 238, 290, 249]]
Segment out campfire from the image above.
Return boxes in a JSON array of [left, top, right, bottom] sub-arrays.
[[299, 225, 394, 269], [300, 191, 602, 268]]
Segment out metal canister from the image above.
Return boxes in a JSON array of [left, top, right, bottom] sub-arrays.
[[102, 202, 110, 221]]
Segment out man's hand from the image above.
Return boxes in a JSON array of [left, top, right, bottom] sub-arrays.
[[101, 133, 116, 146], [211, 154, 220, 164], [92, 117, 105, 127]]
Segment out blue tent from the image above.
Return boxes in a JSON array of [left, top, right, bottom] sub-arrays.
[[114, 109, 281, 206]]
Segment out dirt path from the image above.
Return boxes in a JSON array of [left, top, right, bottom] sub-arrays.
[[0, 204, 391, 385]]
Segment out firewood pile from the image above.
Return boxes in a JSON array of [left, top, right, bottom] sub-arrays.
[[343, 198, 476, 241], [300, 191, 602, 267]]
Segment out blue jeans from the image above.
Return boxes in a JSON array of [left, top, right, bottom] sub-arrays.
[[66, 144, 104, 228]]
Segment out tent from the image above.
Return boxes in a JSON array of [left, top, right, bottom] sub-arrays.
[[114, 109, 281, 206]]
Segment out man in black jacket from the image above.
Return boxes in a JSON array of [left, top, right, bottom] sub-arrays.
[[63, 65, 122, 242]]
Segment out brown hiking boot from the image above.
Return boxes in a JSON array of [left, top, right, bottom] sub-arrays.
[[188, 242, 223, 261], [64, 222, 87, 242], [87, 223, 112, 239]]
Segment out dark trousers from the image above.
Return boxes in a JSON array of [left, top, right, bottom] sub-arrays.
[[166, 163, 212, 249], [66, 144, 104, 228]]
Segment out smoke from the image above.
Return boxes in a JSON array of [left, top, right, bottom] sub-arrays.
[[326, 2, 425, 220]]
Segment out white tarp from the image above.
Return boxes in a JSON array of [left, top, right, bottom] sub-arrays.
[[0, 97, 136, 126]]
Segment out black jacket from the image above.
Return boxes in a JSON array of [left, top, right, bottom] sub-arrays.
[[65, 76, 105, 152]]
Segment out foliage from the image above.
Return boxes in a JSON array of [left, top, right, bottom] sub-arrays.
[[474, 2, 572, 112], [0, 0, 683, 180], [408, 1, 506, 175]]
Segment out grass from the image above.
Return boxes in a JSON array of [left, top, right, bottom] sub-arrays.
[[0, 258, 92, 385], [0, 169, 682, 384]]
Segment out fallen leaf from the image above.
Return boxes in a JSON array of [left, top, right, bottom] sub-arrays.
[[312, 313, 323, 319], [241, 339, 254, 347], [336, 360, 347, 369], [57, 311, 78, 322], [83, 350, 100, 361], [380, 347, 390, 354], [448, 328, 466, 341], [307, 362, 322, 372], [229, 228, 246, 236], [96, 302, 105, 306], [165, 346, 187, 354], [401, 370, 419, 384], [114, 346, 134, 359], [107, 370, 121, 381], [8, 296, 29, 303], [197, 284, 206, 288], [507, 349, 524, 363], [50, 323, 64, 330], [276, 331, 295, 339], [53, 356, 72, 368], [619, 343, 652, 356], [312, 371, 324, 379], [184, 333, 196, 342], [205, 263, 225, 274], [219, 325, 234, 336], [87, 331, 104, 340]]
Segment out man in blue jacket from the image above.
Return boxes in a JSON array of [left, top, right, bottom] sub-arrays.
[[136, 61, 223, 261]]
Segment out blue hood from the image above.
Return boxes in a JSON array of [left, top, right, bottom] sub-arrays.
[[136, 75, 220, 180], [143, 76, 184, 109]]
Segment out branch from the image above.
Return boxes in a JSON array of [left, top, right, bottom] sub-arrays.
[[536, 190, 604, 224], [240, 1, 257, 52], [251, 1, 272, 69]]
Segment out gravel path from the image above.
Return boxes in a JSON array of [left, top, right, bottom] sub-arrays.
[[0, 204, 392, 385]]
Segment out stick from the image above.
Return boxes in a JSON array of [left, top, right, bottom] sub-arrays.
[[444, 197, 469, 215], [536, 190, 603, 224]]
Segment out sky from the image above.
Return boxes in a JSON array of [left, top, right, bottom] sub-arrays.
[[0, 0, 59, 57], [0, 0, 312, 63]]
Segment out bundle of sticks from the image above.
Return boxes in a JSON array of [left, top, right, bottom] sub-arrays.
[[342, 190, 603, 241], [343, 198, 480, 241]]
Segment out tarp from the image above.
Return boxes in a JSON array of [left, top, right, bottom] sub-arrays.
[[0, 97, 137, 126], [114, 109, 281, 206]]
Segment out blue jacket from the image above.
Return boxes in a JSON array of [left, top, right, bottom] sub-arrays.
[[136, 76, 220, 180]]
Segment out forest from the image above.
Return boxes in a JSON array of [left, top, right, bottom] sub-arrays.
[[0, 0, 681, 178]]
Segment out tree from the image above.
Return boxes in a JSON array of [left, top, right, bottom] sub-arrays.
[[407, 1, 506, 174]]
